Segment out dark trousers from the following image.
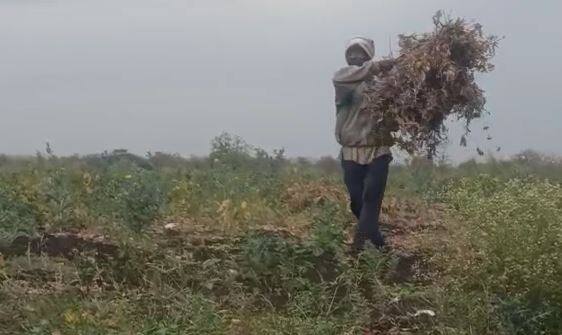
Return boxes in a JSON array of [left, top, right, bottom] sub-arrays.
[[341, 154, 391, 248]]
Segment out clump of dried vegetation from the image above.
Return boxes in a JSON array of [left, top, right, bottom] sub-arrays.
[[365, 11, 500, 157]]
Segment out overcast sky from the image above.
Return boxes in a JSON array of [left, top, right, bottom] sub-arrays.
[[1, 0, 561, 161]]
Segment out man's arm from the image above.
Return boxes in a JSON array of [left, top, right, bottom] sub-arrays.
[[333, 61, 375, 84], [333, 58, 396, 108], [333, 59, 396, 84], [371, 59, 396, 76]]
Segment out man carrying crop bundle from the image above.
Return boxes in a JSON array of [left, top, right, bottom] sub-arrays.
[[333, 37, 396, 253], [333, 18, 499, 253]]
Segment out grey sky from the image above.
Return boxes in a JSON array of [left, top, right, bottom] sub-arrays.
[[1, 0, 561, 161]]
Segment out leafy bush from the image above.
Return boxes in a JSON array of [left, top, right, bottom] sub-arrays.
[[240, 232, 316, 302], [0, 167, 89, 237], [442, 175, 562, 334], [0, 181, 38, 239], [307, 202, 348, 256], [89, 167, 169, 232]]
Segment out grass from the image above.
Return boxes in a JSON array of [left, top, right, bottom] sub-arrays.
[[0, 134, 561, 334]]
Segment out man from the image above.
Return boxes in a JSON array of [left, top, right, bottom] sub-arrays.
[[333, 37, 396, 252]]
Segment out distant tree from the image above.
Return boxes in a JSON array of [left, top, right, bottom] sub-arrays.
[[147, 151, 188, 169], [314, 156, 340, 175], [0, 154, 8, 167], [295, 157, 312, 168], [514, 149, 544, 164]]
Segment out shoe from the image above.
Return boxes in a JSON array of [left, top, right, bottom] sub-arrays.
[[370, 232, 385, 250], [347, 232, 367, 258]]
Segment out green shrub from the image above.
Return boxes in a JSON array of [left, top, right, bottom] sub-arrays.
[[243, 313, 357, 335], [137, 291, 225, 335], [240, 233, 312, 288], [0, 181, 38, 239], [442, 175, 562, 334], [89, 167, 168, 232], [307, 202, 348, 257], [37, 167, 91, 230]]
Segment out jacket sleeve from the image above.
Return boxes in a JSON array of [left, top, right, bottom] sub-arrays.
[[332, 60, 376, 85], [333, 59, 396, 84], [332, 58, 396, 108], [333, 60, 375, 108]]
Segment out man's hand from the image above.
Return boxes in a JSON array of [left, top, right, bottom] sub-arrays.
[[376, 59, 396, 72]]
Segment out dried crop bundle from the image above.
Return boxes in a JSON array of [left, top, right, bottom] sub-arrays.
[[365, 12, 500, 157]]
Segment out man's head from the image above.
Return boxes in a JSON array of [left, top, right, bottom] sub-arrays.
[[345, 37, 375, 66]]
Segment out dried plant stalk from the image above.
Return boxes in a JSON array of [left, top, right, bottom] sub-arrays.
[[365, 11, 500, 157]]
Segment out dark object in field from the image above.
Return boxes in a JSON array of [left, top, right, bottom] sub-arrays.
[[2, 232, 118, 259], [364, 11, 500, 157]]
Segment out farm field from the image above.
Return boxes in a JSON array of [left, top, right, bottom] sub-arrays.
[[0, 135, 561, 335]]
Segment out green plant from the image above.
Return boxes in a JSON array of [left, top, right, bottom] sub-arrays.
[[0, 182, 38, 239], [307, 202, 348, 257], [90, 167, 168, 232], [442, 175, 562, 334]]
